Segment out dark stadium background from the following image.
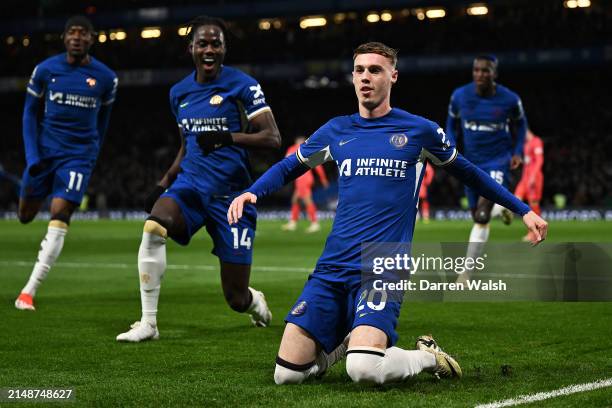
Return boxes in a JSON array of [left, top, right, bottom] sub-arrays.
[[1, 0, 610, 211]]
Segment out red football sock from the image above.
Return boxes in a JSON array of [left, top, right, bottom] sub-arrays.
[[306, 202, 317, 222], [532, 203, 541, 216], [421, 200, 430, 219], [291, 203, 300, 221]]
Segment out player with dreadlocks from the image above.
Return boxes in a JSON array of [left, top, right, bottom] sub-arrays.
[[117, 16, 281, 342]]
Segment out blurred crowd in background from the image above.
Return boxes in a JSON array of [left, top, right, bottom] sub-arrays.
[[1, 0, 610, 210]]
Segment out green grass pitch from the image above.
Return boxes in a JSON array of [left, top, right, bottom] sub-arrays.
[[1, 219, 611, 407]]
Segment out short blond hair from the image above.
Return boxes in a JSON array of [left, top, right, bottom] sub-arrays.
[[353, 42, 398, 67]]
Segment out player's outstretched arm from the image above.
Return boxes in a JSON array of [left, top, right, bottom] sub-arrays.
[[445, 153, 548, 245], [227, 154, 309, 224]]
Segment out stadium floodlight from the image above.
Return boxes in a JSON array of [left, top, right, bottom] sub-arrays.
[[98, 32, 107, 43], [563, 0, 589, 7], [141, 27, 161, 39], [22, 37, 30, 47], [6, 36, 15, 45], [426, 8, 446, 18], [334, 13, 346, 23], [366, 13, 380, 23], [381, 11, 393, 21], [110, 30, 127, 41], [467, 4, 488, 15], [413, 8, 426, 20], [258, 20, 271, 30], [177, 26, 189, 36], [299, 16, 327, 29], [273, 19, 282, 29]]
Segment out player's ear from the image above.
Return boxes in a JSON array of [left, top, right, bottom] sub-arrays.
[[391, 68, 398, 84], [188, 41, 194, 55]]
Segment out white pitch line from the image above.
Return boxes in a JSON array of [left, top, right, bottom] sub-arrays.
[[1, 260, 610, 281], [0, 260, 312, 273], [475, 378, 612, 408]]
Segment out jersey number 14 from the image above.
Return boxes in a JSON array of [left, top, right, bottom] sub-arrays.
[[231, 227, 252, 250]]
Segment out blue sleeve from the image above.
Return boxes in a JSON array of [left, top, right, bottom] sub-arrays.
[[23, 64, 46, 166], [422, 122, 458, 166], [248, 154, 309, 198], [510, 96, 527, 157], [238, 74, 271, 121], [97, 104, 113, 145], [296, 120, 335, 168], [445, 93, 461, 149], [22, 93, 41, 166], [101, 75, 118, 106], [446, 153, 530, 215], [97, 74, 117, 145]]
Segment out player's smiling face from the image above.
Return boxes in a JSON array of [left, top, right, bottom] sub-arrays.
[[63, 25, 93, 60], [352, 53, 397, 112], [191, 25, 226, 82]]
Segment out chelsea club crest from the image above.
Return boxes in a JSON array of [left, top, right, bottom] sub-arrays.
[[291, 301, 307, 316], [390, 133, 408, 148]]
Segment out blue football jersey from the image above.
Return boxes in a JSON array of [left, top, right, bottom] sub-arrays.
[[297, 108, 456, 281], [27, 53, 118, 159], [169, 66, 271, 195], [447, 83, 526, 166]]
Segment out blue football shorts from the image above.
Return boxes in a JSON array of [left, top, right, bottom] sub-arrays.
[[161, 173, 257, 265], [285, 273, 402, 353], [465, 161, 511, 209], [20, 156, 94, 205]]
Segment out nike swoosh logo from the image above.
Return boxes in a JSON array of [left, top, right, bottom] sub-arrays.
[[339, 138, 356, 146], [358, 312, 374, 318], [179, 102, 189, 108]]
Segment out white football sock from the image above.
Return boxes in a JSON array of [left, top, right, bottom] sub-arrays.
[[465, 223, 490, 274], [274, 363, 320, 385], [346, 346, 436, 384], [138, 225, 167, 327], [22, 221, 68, 296], [274, 339, 348, 385], [491, 204, 504, 218], [247, 287, 267, 314]]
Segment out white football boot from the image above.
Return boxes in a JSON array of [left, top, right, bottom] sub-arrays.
[[116, 321, 160, 342], [247, 287, 272, 327], [281, 221, 297, 231], [416, 335, 462, 379], [305, 222, 321, 233]]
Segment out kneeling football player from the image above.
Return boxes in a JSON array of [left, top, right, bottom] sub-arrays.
[[228, 42, 547, 384]]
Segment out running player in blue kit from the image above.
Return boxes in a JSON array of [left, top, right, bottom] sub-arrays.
[[228, 43, 547, 385], [117, 16, 281, 342], [15, 16, 117, 311], [446, 55, 528, 282]]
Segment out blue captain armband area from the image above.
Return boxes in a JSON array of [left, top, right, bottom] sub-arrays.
[[248, 154, 309, 198], [446, 153, 531, 216]]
